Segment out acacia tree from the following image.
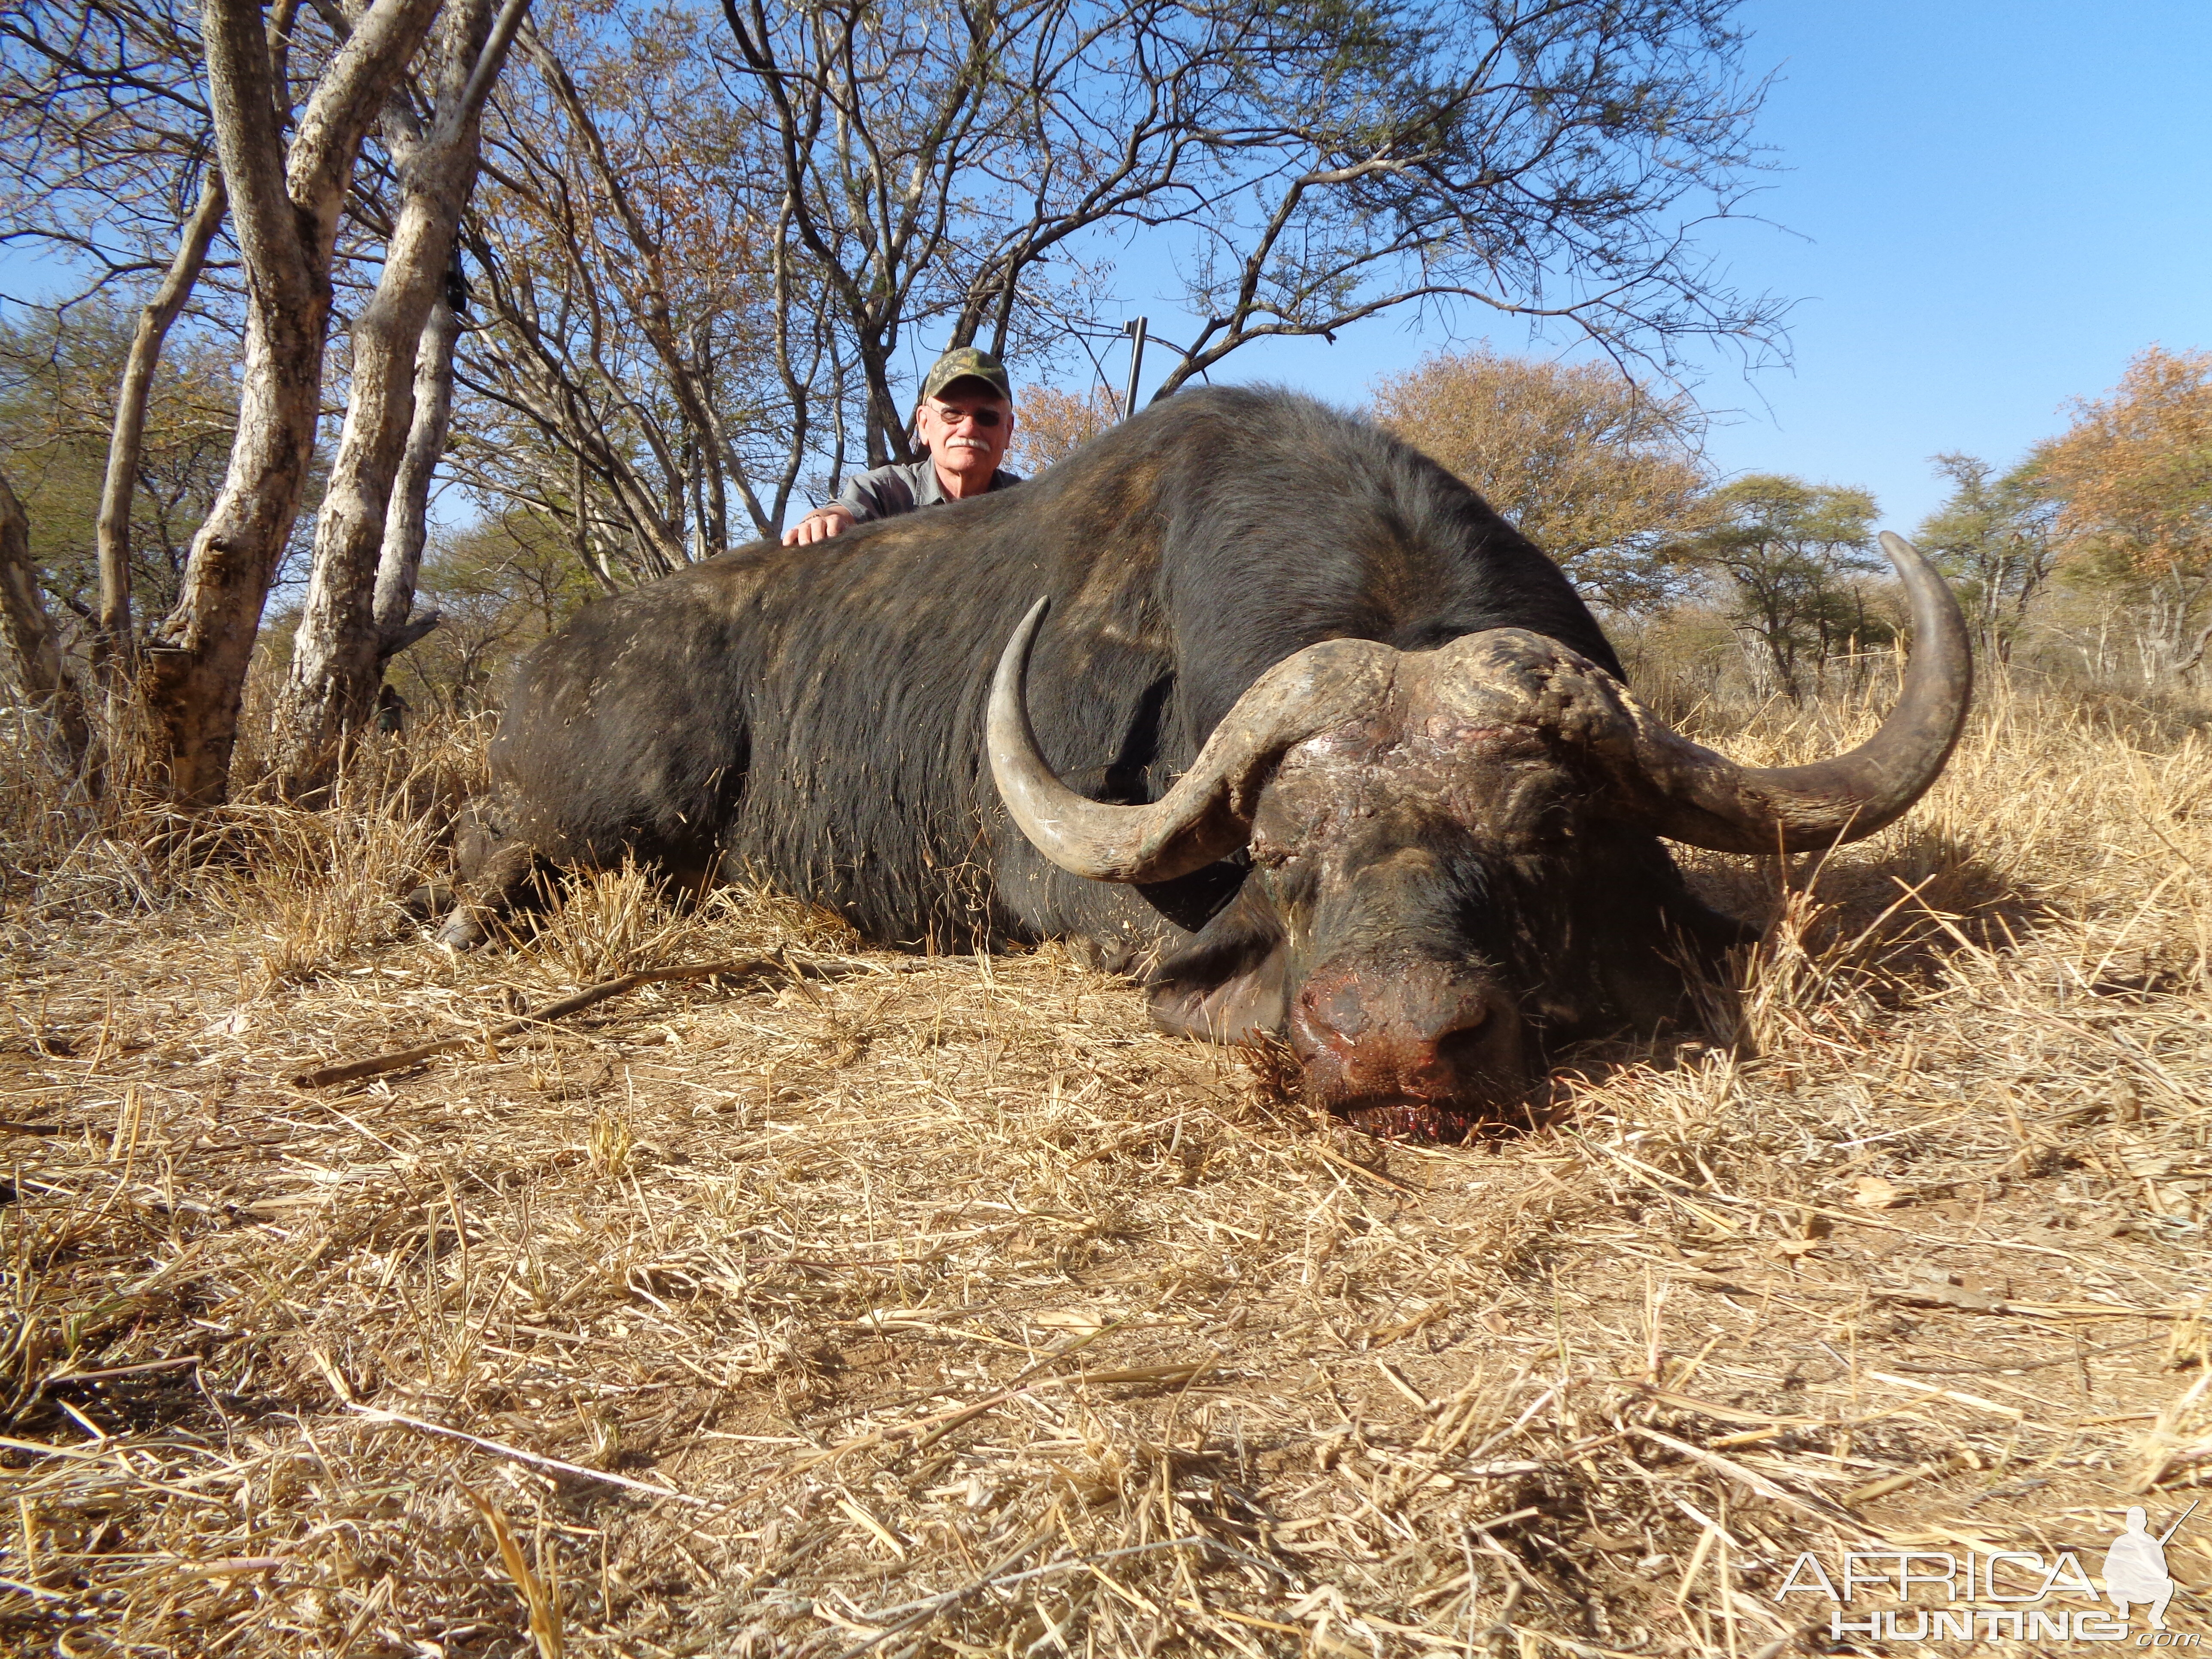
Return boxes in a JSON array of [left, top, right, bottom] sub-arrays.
[[0, 465, 94, 772], [717, 0, 1127, 467], [0, 0, 237, 665], [1682, 474, 1882, 698], [1008, 384, 1119, 472], [447, 6, 842, 582], [386, 506, 595, 716], [371, 281, 461, 661], [0, 306, 238, 636], [2036, 345, 2212, 678], [717, 0, 1782, 469], [437, 0, 1781, 596], [1915, 451, 2057, 662], [141, 0, 449, 805], [92, 173, 228, 662], [274, 0, 531, 789], [1372, 347, 1710, 609], [0, 0, 217, 286], [1149, 0, 1784, 398]]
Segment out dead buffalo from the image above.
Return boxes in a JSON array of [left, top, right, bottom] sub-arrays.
[[443, 386, 1970, 1138]]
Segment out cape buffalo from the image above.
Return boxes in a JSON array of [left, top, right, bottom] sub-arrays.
[[443, 386, 1970, 1138]]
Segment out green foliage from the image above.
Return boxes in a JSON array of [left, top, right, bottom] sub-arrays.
[[1915, 452, 2058, 660], [0, 305, 236, 634], [1680, 473, 1885, 696], [386, 508, 602, 717]]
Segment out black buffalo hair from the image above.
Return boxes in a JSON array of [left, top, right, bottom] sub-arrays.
[[487, 385, 1624, 952]]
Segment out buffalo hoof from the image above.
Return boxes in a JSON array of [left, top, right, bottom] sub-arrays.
[[435, 906, 491, 951], [1065, 933, 1143, 975], [401, 881, 456, 921]]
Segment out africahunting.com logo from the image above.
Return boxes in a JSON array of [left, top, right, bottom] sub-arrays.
[[1774, 1503, 2197, 1645]]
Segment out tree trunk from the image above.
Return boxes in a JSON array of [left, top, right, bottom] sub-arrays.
[[276, 0, 528, 791], [858, 335, 914, 468], [2177, 616, 2212, 682], [144, 274, 334, 803], [0, 468, 95, 775], [1756, 596, 1799, 702], [94, 169, 227, 672], [569, 448, 622, 596], [373, 289, 459, 653], [142, 0, 446, 809]]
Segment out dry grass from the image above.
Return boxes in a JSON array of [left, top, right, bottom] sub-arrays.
[[1, 666, 2207, 1657]]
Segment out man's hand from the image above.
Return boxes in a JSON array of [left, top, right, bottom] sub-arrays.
[[782, 506, 855, 546]]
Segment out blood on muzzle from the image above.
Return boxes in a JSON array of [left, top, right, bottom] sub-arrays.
[[1288, 947, 1529, 1139], [987, 535, 1973, 1141]]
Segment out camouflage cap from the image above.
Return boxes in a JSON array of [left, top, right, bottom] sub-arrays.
[[920, 346, 1012, 404]]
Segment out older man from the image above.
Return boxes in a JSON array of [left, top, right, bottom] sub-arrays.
[[782, 347, 1021, 546]]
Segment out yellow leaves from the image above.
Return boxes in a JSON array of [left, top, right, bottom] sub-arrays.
[[1370, 346, 1711, 605], [1850, 1175, 1901, 1210], [1011, 384, 1121, 472], [2039, 344, 2212, 580]]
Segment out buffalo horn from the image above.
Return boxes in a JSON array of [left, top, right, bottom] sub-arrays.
[[987, 599, 1395, 883], [1625, 532, 1973, 853]]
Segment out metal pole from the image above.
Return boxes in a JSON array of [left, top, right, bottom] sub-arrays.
[[1121, 317, 1148, 420]]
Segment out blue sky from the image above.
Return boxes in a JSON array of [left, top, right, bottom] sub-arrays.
[[998, 0, 2212, 533], [11, 3, 2204, 537]]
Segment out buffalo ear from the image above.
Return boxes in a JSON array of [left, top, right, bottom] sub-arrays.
[[1145, 891, 1291, 1045], [1147, 952, 1290, 1046], [1667, 891, 1761, 954], [1135, 851, 1252, 932], [1585, 884, 1754, 1041]]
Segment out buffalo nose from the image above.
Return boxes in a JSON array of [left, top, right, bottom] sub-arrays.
[[1289, 953, 1526, 1120]]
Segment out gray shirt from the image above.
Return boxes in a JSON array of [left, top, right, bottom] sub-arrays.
[[830, 458, 1022, 524]]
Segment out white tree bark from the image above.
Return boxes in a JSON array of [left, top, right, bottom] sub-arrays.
[[143, 0, 446, 808], [372, 289, 461, 656], [94, 168, 227, 670], [0, 468, 95, 775], [275, 0, 529, 788]]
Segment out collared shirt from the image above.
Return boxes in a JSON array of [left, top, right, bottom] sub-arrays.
[[830, 458, 1022, 524]]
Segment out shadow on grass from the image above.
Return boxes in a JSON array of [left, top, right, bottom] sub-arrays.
[[1683, 826, 2057, 996], [1506, 833, 2064, 1115]]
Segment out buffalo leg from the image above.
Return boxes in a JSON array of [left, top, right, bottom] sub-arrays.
[[435, 826, 547, 949], [400, 879, 455, 921]]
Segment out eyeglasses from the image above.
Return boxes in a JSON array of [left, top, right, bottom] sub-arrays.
[[925, 403, 1004, 429]]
